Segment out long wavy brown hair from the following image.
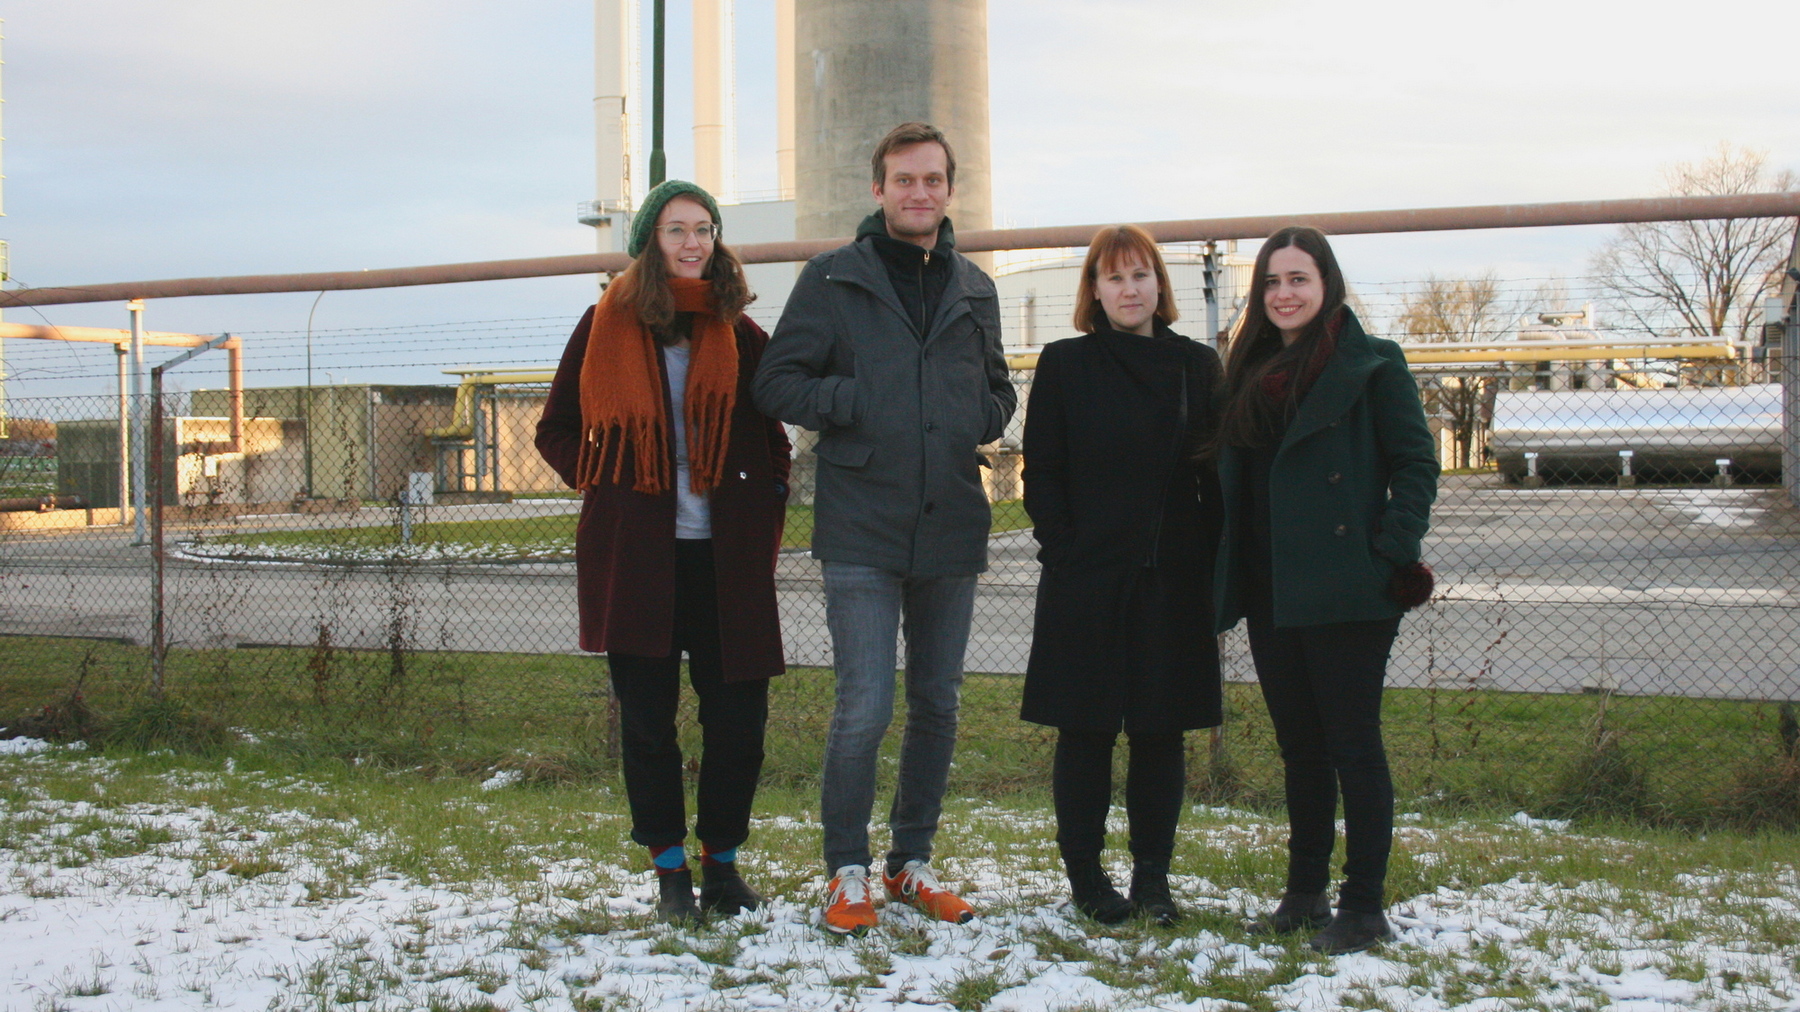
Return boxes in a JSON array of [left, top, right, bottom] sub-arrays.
[[607, 229, 754, 342], [1212, 225, 1346, 450]]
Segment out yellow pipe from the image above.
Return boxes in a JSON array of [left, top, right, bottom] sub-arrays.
[[425, 371, 557, 440], [1009, 344, 1732, 371], [1403, 343, 1732, 364]]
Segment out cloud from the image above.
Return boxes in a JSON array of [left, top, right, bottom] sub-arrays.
[[5, 0, 1797, 396]]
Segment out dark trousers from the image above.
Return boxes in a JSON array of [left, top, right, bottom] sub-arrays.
[[1246, 598, 1400, 913], [1052, 728, 1186, 866], [607, 538, 768, 852]]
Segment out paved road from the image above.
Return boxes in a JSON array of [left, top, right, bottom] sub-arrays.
[[4, 477, 1797, 700]]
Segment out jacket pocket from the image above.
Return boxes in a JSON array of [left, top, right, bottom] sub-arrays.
[[816, 437, 873, 469]]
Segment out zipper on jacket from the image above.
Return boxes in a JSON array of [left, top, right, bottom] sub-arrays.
[[915, 252, 928, 338]]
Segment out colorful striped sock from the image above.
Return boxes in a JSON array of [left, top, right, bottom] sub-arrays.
[[649, 844, 686, 874], [701, 846, 737, 868]]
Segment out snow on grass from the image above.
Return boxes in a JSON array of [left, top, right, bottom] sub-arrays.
[[179, 540, 574, 565], [3, 739, 1798, 1011]]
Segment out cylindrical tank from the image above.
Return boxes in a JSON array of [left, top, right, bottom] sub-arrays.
[[1490, 385, 1784, 483], [793, 0, 992, 244]]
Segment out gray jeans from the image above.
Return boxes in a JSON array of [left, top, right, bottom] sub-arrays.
[[819, 560, 978, 874]]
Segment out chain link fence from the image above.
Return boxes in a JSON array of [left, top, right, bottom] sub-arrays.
[[3, 284, 1798, 826]]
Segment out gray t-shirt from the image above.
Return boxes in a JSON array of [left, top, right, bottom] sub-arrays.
[[662, 344, 713, 540]]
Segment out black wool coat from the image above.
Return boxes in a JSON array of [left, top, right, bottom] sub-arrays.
[[1019, 325, 1225, 733]]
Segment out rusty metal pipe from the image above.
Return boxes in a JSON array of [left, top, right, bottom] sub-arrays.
[[4, 325, 249, 456], [0, 495, 87, 512], [0, 322, 227, 346], [226, 338, 243, 453], [3, 192, 1796, 308]]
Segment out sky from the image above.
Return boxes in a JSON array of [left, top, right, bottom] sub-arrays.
[[2, 0, 1797, 400]]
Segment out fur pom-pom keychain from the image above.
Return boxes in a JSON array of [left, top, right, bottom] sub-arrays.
[[1388, 562, 1435, 610]]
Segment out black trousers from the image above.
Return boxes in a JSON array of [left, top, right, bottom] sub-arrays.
[[1052, 728, 1186, 866], [607, 538, 768, 852], [1246, 597, 1400, 914]]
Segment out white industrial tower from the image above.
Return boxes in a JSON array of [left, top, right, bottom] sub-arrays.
[[585, 0, 744, 252]]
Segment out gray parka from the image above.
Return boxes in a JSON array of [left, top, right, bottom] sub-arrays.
[[753, 213, 1015, 576]]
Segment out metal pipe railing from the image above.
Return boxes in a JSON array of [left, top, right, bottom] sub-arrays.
[[4, 192, 1796, 308], [147, 333, 233, 695]]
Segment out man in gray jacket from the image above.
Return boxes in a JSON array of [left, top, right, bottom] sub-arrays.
[[754, 122, 1015, 934]]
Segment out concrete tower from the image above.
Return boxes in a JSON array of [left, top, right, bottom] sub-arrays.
[[692, 0, 736, 198], [590, 0, 637, 253], [794, 0, 992, 243]]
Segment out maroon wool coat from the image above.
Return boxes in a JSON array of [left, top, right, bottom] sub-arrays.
[[535, 306, 793, 682]]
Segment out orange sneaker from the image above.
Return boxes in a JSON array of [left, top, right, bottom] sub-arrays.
[[821, 865, 878, 935], [883, 859, 974, 924]]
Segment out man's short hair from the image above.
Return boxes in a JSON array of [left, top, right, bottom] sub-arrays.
[[870, 122, 957, 190]]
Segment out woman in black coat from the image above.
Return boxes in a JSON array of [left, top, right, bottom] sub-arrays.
[[1021, 225, 1224, 925]]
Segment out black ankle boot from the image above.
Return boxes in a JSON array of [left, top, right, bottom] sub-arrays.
[[1129, 859, 1179, 926], [1063, 856, 1132, 924], [656, 867, 699, 924], [1308, 909, 1394, 954], [698, 862, 764, 917], [1247, 891, 1332, 935]]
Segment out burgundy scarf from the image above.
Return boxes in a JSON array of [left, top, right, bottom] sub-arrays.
[[1259, 310, 1343, 407]]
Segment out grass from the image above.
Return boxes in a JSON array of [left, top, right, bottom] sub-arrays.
[[0, 741, 1794, 1010], [3, 633, 1797, 827], [188, 499, 1036, 560]]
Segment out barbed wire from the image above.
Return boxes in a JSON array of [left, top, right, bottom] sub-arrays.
[[3, 269, 1782, 391]]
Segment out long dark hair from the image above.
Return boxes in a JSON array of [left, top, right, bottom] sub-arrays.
[[607, 235, 755, 341], [1213, 226, 1347, 449]]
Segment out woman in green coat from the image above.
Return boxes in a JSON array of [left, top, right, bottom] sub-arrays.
[[1212, 226, 1438, 955]]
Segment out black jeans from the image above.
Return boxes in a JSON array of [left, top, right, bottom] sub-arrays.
[[607, 539, 768, 852], [1052, 728, 1185, 866], [1246, 599, 1400, 913]]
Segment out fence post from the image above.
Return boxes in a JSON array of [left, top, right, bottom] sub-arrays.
[[1786, 281, 1799, 506], [115, 344, 129, 521], [149, 364, 166, 696], [1202, 241, 1222, 350], [129, 300, 147, 545], [143, 333, 233, 697]]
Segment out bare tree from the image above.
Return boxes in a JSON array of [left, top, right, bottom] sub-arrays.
[[1399, 273, 1513, 469], [1590, 143, 1797, 343], [1399, 273, 1510, 344]]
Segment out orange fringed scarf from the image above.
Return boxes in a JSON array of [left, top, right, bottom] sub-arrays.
[[575, 276, 738, 495]]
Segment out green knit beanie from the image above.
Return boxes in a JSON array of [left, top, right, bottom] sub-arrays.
[[628, 180, 723, 258]]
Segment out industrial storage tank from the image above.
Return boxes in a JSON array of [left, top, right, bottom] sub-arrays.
[[1491, 384, 1783, 483]]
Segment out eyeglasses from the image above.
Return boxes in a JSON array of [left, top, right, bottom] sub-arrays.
[[657, 223, 719, 243]]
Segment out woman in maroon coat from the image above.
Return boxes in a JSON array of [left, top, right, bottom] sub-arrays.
[[536, 180, 791, 924]]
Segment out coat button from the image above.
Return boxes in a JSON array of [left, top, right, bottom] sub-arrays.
[[924, 502, 936, 514], [738, 471, 748, 480], [925, 422, 937, 432], [1327, 471, 1342, 484], [1334, 524, 1347, 536]]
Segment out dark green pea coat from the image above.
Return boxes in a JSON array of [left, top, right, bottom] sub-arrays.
[[1213, 310, 1439, 631]]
